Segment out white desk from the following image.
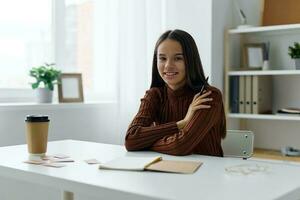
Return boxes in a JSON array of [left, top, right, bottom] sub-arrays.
[[0, 140, 300, 200]]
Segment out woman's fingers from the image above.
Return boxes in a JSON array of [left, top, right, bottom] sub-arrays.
[[193, 90, 211, 101], [189, 90, 213, 113], [197, 97, 213, 104], [193, 90, 211, 102], [193, 104, 211, 111], [186, 91, 213, 121], [200, 90, 212, 98], [193, 96, 213, 106]]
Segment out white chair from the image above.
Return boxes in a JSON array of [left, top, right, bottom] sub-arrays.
[[222, 130, 254, 159]]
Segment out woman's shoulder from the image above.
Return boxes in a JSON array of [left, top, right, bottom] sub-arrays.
[[206, 85, 222, 93], [143, 87, 164, 100], [206, 86, 223, 100]]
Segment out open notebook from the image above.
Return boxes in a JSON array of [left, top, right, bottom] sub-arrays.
[[99, 156, 202, 174]]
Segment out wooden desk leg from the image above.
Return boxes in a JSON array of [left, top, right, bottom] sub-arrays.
[[62, 191, 74, 200]]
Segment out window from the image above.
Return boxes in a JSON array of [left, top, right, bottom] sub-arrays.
[[0, 0, 106, 102], [0, 0, 53, 89], [62, 0, 118, 101], [0, 0, 136, 103]]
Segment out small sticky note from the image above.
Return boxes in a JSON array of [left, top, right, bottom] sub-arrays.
[[53, 154, 70, 159], [85, 159, 101, 164], [24, 160, 46, 165], [42, 163, 66, 168], [41, 155, 54, 160], [51, 158, 74, 163]]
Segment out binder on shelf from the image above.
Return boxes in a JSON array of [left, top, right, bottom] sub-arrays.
[[239, 76, 246, 113], [230, 76, 239, 113], [252, 76, 272, 114], [245, 76, 252, 113]]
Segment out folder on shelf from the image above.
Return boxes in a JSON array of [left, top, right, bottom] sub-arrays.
[[245, 76, 252, 113], [230, 76, 239, 113], [239, 76, 245, 113], [99, 156, 202, 174], [252, 75, 272, 114]]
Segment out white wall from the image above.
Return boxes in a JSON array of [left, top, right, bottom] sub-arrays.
[[0, 103, 119, 147], [163, 0, 213, 80], [237, 0, 263, 27], [211, 0, 233, 91]]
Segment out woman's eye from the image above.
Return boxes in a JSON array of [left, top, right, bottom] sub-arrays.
[[159, 57, 166, 61], [175, 57, 183, 61]]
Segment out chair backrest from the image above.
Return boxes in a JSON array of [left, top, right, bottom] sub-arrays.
[[222, 130, 254, 159]]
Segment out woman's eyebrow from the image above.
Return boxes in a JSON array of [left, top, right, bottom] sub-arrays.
[[158, 53, 183, 56]]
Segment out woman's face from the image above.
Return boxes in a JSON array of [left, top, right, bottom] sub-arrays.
[[157, 39, 186, 90]]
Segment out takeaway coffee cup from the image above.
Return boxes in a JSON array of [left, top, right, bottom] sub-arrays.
[[25, 115, 50, 155]]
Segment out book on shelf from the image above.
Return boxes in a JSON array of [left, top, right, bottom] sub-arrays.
[[99, 156, 202, 174], [277, 108, 300, 114]]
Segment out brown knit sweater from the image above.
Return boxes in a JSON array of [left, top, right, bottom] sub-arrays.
[[125, 84, 226, 156]]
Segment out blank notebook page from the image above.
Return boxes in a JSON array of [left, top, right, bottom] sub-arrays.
[[99, 156, 162, 171]]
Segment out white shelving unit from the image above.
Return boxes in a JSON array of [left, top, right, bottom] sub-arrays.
[[228, 70, 300, 76], [228, 24, 300, 34], [228, 113, 300, 121], [225, 24, 300, 123]]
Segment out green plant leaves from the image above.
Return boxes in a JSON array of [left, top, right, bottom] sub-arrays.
[[288, 42, 300, 59], [31, 82, 40, 89], [29, 63, 61, 91]]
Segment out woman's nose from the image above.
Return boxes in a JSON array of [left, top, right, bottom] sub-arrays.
[[165, 59, 174, 69]]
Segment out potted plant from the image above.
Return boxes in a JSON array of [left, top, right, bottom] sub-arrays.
[[29, 63, 61, 103], [288, 42, 300, 69]]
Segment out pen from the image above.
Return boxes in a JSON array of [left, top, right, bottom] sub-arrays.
[[199, 76, 209, 95]]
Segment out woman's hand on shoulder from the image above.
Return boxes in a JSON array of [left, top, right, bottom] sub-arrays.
[[177, 90, 213, 129]]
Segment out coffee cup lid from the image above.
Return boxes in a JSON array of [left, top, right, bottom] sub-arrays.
[[25, 115, 49, 122]]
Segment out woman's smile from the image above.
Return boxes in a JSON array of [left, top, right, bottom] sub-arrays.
[[163, 72, 179, 79]]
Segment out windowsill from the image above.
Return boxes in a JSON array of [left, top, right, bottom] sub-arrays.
[[0, 101, 117, 110]]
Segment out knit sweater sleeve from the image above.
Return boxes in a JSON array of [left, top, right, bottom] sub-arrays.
[[125, 88, 179, 151], [150, 87, 225, 156]]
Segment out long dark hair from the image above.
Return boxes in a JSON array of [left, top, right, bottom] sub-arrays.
[[150, 29, 208, 91]]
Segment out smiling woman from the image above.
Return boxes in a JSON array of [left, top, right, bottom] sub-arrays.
[[125, 29, 226, 157]]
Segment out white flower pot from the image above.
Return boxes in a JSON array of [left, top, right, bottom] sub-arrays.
[[295, 58, 300, 70], [36, 88, 53, 103]]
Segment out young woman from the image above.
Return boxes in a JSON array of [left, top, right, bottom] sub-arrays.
[[125, 29, 226, 156]]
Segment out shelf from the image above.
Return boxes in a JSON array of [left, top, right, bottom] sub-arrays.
[[252, 148, 300, 163], [0, 101, 115, 111], [227, 70, 300, 76], [228, 24, 300, 34], [228, 113, 300, 121]]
